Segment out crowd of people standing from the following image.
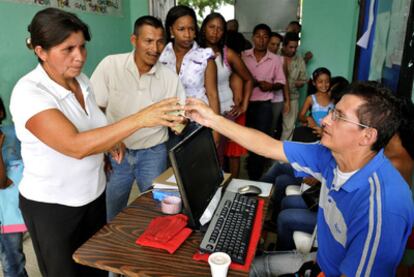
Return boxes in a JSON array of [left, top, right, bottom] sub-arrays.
[[0, 5, 413, 277]]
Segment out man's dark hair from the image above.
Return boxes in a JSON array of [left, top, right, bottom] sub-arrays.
[[133, 15, 164, 36], [227, 19, 239, 32], [165, 5, 198, 43], [330, 76, 350, 104], [27, 8, 90, 62], [283, 32, 300, 45], [270, 32, 283, 41], [252, 23, 271, 36], [288, 21, 301, 29], [398, 98, 414, 160], [343, 82, 401, 152]]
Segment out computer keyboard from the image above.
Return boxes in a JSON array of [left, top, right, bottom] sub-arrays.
[[200, 192, 258, 264]]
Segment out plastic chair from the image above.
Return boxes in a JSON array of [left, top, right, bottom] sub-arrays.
[[293, 227, 317, 254]]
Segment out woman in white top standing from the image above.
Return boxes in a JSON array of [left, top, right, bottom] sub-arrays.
[[159, 5, 220, 145], [198, 12, 253, 165], [10, 8, 184, 277]]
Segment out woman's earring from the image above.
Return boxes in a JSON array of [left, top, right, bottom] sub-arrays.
[[171, 35, 175, 39]]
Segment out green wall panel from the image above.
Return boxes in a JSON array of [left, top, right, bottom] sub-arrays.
[[0, 0, 148, 124], [301, 0, 359, 80]]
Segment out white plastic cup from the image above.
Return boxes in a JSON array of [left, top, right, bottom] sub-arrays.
[[161, 196, 182, 214], [208, 252, 231, 277]]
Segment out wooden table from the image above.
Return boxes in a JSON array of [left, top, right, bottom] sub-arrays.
[[73, 191, 270, 277]]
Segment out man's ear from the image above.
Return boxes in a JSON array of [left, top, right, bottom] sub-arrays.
[[34, 46, 47, 63], [361, 128, 378, 147], [130, 34, 137, 47]]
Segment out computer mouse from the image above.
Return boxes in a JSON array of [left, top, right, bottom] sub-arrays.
[[238, 185, 262, 196]]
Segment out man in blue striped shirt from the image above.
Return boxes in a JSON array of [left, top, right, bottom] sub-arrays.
[[185, 81, 414, 276]]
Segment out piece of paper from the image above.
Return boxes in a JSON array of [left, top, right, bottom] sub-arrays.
[[166, 174, 176, 183], [199, 187, 222, 226], [153, 173, 178, 190], [225, 179, 272, 197], [153, 183, 179, 190]]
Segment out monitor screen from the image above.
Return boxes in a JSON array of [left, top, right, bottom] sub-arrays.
[[169, 126, 224, 229]]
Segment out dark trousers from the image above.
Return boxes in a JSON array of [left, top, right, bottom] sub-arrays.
[[246, 100, 273, 180], [19, 192, 107, 277]]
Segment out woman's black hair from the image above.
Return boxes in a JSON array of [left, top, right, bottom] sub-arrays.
[[330, 76, 349, 104], [0, 97, 6, 124], [225, 31, 245, 54], [312, 67, 331, 81], [199, 12, 227, 63], [165, 5, 198, 44], [27, 8, 90, 62]]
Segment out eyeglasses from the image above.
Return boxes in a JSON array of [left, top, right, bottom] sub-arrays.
[[328, 108, 370, 129]]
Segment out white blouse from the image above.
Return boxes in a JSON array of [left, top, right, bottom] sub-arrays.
[[159, 42, 214, 104], [10, 64, 107, 207]]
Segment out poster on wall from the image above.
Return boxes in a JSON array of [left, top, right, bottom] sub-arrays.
[[1, 0, 123, 16]]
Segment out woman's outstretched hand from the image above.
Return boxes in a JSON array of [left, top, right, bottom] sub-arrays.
[[136, 97, 186, 129]]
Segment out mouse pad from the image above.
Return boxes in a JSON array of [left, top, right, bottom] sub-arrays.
[[226, 179, 272, 197]]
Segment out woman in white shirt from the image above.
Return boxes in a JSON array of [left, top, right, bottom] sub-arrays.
[[10, 8, 183, 277], [159, 5, 220, 145], [198, 12, 253, 166]]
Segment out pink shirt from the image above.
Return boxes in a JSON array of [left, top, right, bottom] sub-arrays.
[[242, 49, 286, 102]]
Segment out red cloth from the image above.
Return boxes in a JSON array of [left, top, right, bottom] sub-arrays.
[[225, 113, 248, 157], [192, 199, 265, 272], [136, 214, 192, 254]]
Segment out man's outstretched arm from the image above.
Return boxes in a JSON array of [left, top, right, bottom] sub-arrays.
[[184, 98, 288, 162]]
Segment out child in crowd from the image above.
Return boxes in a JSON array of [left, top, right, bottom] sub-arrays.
[[0, 97, 27, 277], [298, 67, 334, 138]]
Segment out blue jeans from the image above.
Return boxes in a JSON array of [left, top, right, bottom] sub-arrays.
[[0, 232, 28, 277], [260, 162, 302, 220], [250, 250, 316, 277], [277, 196, 317, 250], [106, 143, 167, 221]]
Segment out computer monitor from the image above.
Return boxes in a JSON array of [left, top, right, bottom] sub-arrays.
[[169, 126, 224, 229]]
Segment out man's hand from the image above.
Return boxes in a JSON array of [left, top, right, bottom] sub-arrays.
[[306, 117, 318, 128], [109, 142, 125, 164], [303, 176, 319, 186], [304, 51, 313, 63], [294, 80, 306, 89], [258, 81, 273, 92], [311, 126, 323, 138], [283, 101, 290, 115], [184, 98, 218, 128]]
